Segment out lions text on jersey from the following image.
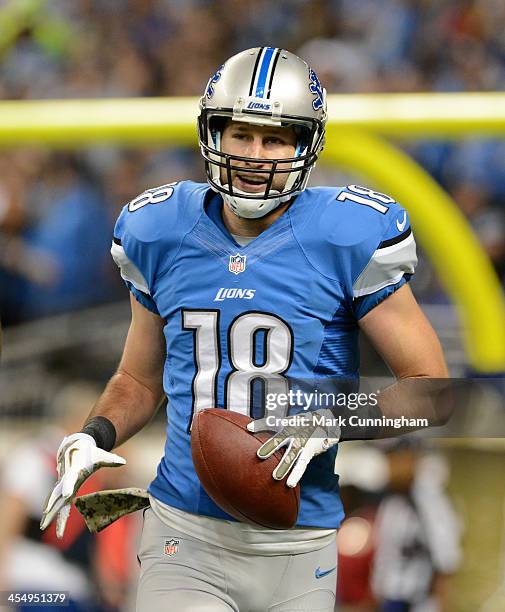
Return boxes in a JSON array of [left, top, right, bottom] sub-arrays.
[[111, 181, 417, 529]]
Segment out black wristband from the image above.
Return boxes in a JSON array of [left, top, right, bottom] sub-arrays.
[[81, 416, 117, 451]]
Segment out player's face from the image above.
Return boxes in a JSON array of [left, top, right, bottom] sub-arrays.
[[220, 121, 297, 194]]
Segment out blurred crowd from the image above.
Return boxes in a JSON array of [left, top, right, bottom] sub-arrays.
[[1, 0, 505, 325]]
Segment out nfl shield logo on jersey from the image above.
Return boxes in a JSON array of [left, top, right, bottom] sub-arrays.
[[163, 538, 180, 556], [229, 253, 246, 275]]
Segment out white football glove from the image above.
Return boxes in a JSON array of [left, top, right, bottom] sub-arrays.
[[40, 432, 126, 538], [247, 409, 340, 488]]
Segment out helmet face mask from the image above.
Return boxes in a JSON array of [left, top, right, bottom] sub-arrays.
[[198, 48, 327, 219], [198, 112, 324, 199]]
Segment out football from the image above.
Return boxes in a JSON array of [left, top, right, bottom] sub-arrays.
[[191, 408, 300, 529]]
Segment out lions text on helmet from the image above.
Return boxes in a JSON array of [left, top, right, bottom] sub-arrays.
[[198, 47, 327, 219]]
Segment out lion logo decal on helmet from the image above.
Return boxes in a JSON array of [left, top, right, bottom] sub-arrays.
[[309, 69, 324, 111], [206, 64, 224, 99]]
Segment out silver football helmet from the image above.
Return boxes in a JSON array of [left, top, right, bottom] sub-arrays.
[[198, 47, 327, 218]]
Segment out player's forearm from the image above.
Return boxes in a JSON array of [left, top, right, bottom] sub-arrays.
[[375, 374, 452, 435], [83, 368, 164, 448], [339, 374, 453, 441]]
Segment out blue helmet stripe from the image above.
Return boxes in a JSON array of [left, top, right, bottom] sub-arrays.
[[255, 47, 276, 98]]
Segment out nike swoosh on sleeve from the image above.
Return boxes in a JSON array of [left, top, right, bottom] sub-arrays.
[[396, 211, 407, 232]]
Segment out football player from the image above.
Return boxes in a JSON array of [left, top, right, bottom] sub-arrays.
[[41, 48, 448, 611]]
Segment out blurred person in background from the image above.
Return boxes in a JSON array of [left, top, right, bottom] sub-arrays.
[[19, 153, 114, 319], [336, 446, 389, 611], [0, 381, 135, 612], [449, 179, 505, 281], [371, 440, 462, 612], [0, 151, 58, 325], [0, 152, 118, 323]]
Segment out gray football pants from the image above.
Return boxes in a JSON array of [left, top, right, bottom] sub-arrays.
[[136, 508, 337, 612]]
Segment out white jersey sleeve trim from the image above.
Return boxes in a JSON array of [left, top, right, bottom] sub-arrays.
[[353, 271, 406, 298], [353, 232, 417, 298], [111, 241, 151, 295]]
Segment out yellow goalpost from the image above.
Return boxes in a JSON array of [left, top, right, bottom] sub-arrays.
[[1, 92, 504, 371]]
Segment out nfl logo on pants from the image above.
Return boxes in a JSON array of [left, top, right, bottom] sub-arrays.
[[164, 538, 180, 556], [229, 253, 246, 275]]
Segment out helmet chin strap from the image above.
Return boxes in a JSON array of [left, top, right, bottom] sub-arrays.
[[217, 181, 293, 219]]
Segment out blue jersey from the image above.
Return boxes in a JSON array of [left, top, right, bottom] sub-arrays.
[[111, 181, 417, 528]]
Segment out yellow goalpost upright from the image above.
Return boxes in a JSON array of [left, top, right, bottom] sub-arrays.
[[1, 92, 504, 371]]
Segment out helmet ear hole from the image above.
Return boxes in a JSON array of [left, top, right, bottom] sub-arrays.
[[292, 125, 312, 157], [209, 116, 227, 136], [208, 116, 228, 148]]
